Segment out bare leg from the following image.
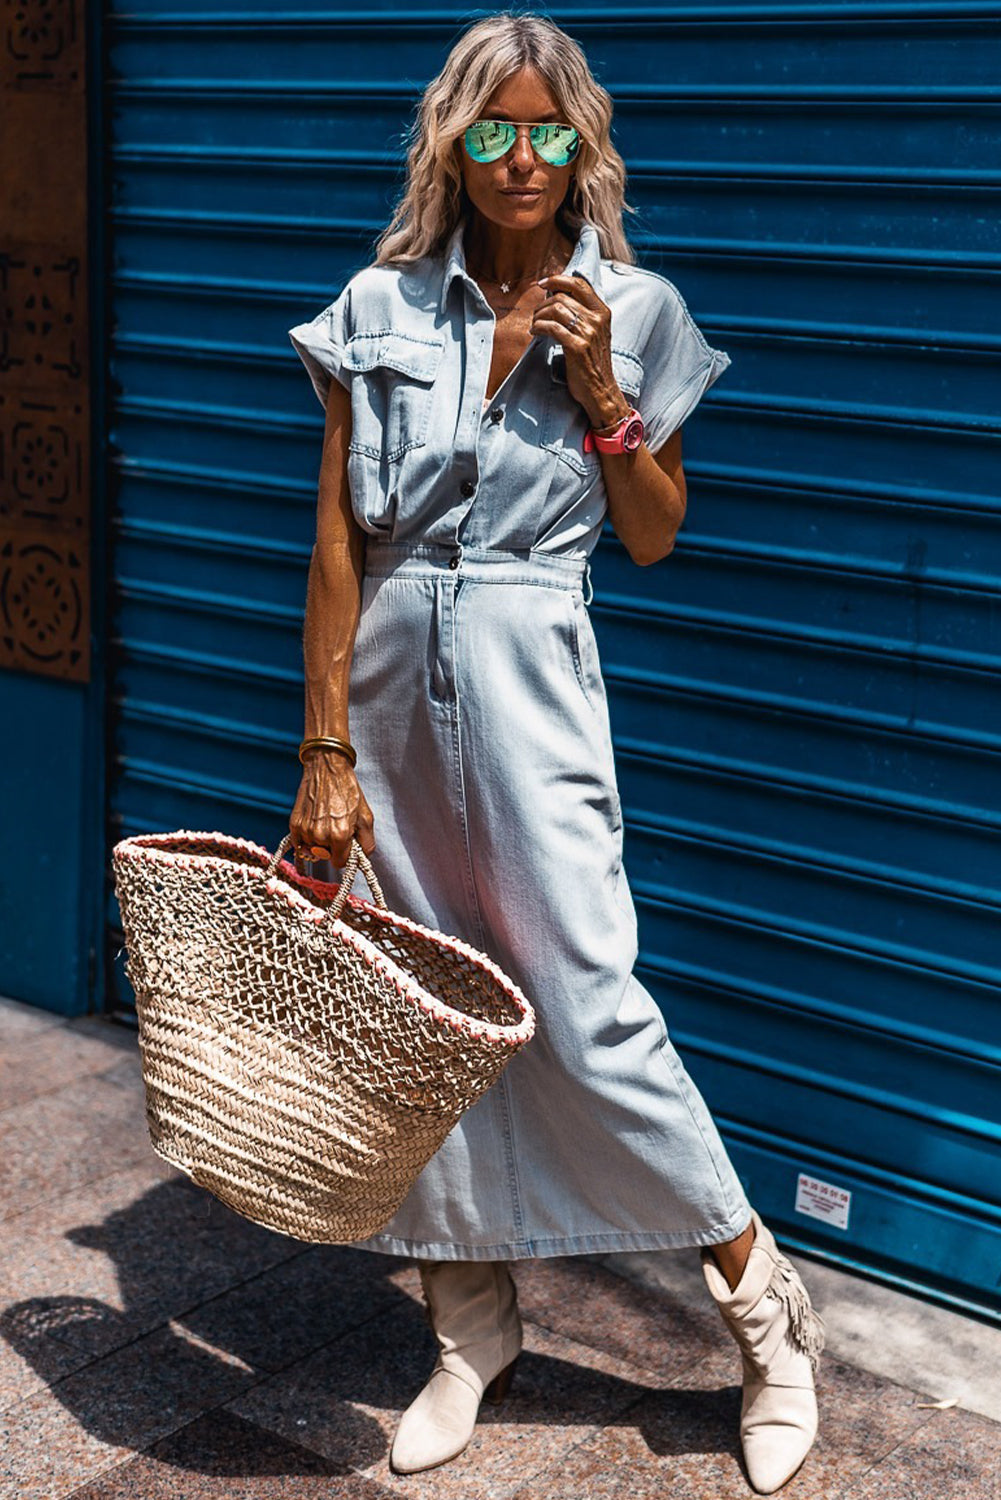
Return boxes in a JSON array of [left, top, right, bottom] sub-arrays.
[[708, 1215, 757, 1291]]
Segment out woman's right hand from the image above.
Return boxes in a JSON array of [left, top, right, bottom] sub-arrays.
[[289, 749, 376, 873]]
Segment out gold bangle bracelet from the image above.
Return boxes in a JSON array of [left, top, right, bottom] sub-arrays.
[[298, 735, 357, 768], [593, 404, 634, 436]]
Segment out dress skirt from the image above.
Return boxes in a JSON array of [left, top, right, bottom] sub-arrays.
[[339, 539, 753, 1261]]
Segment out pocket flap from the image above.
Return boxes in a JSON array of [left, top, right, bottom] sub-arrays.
[[546, 341, 644, 399], [342, 330, 444, 382], [611, 348, 644, 399]]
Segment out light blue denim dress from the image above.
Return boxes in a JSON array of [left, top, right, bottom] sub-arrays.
[[288, 217, 753, 1260]]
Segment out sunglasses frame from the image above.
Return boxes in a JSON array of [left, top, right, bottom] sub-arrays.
[[463, 119, 581, 168]]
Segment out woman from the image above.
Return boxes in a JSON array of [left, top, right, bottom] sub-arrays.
[[286, 13, 824, 1493]]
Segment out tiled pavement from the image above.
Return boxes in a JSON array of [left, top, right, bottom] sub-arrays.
[[1, 996, 998, 1500]]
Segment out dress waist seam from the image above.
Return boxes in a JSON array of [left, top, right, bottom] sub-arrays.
[[363, 540, 588, 588]]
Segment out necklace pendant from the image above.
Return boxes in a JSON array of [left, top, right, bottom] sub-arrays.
[[500, 281, 511, 293]]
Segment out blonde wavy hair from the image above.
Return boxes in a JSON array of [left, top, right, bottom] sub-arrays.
[[372, 11, 637, 268]]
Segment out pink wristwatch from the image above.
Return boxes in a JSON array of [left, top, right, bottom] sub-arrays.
[[583, 406, 645, 455]]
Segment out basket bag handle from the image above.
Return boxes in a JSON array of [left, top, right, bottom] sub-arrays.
[[266, 833, 387, 922]]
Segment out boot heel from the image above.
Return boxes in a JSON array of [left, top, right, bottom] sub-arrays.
[[483, 1356, 518, 1405]]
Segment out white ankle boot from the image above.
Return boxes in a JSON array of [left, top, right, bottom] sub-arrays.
[[389, 1258, 522, 1474], [702, 1209, 826, 1494]]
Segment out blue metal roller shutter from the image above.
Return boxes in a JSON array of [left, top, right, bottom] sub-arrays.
[[103, 2, 1001, 1317]]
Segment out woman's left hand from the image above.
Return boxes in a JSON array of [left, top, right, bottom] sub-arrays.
[[531, 272, 632, 432]]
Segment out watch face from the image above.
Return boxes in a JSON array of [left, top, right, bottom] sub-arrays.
[[623, 415, 645, 451]]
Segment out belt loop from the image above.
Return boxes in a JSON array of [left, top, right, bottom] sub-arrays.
[[582, 561, 593, 607]]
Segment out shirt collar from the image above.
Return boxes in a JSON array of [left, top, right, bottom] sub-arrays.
[[438, 217, 604, 315]]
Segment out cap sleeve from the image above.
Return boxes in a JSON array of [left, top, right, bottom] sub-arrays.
[[637, 276, 730, 455], [287, 280, 353, 410]]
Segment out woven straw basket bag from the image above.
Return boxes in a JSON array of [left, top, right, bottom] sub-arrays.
[[111, 828, 536, 1243]]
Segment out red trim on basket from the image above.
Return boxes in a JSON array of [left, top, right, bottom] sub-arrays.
[[112, 829, 535, 1046]]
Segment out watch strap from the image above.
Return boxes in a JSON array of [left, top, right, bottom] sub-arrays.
[[583, 407, 644, 454]]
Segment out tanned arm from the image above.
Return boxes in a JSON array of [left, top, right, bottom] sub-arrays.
[[289, 376, 376, 871], [533, 272, 690, 565]]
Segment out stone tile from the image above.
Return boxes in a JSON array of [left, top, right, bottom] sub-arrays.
[[0, 1060, 152, 1224], [507, 1341, 745, 1500], [0, 1384, 133, 1500], [840, 1403, 1001, 1500], [229, 1294, 665, 1498], [0, 1154, 183, 1248], [62, 1016, 145, 1054], [777, 1253, 1001, 1427], [177, 1245, 411, 1376], [774, 1358, 938, 1500], [0, 1021, 142, 1113], [223, 1303, 408, 1479], [382, 1260, 423, 1302], [0, 996, 69, 1044], [508, 1397, 746, 1500], [591, 1245, 719, 1317], [606, 1245, 1001, 1428], [1, 1171, 301, 1363], [507, 1348, 943, 1500], [511, 1254, 719, 1380], [63, 1408, 398, 1498], [367, 1320, 660, 1500], [0, 1314, 98, 1414], [0, 1313, 263, 1500]]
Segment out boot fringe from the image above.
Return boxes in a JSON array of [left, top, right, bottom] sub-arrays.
[[765, 1254, 826, 1372]]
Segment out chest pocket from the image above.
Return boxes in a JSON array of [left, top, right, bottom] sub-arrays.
[[342, 330, 445, 462], [541, 346, 645, 478]]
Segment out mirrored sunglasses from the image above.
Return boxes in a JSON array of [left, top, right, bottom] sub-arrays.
[[463, 120, 581, 167]]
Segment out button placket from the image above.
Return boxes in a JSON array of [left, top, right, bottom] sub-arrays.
[[450, 290, 491, 532], [430, 549, 462, 698]]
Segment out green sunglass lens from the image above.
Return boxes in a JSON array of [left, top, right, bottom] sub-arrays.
[[531, 125, 580, 165], [465, 121, 515, 162], [464, 121, 580, 166]]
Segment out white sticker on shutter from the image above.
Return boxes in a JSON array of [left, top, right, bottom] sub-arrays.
[[795, 1173, 851, 1231]]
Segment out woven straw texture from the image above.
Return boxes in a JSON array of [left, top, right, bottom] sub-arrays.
[[111, 829, 536, 1244]]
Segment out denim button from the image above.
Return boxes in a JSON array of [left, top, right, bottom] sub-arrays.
[[460, 479, 476, 498], [448, 554, 460, 570], [489, 407, 504, 424]]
